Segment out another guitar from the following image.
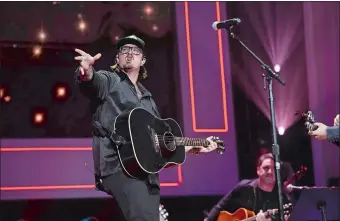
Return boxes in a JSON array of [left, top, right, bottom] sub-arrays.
[[296, 109, 339, 146], [112, 107, 225, 178], [295, 110, 318, 131], [217, 204, 292, 221], [159, 204, 169, 221]]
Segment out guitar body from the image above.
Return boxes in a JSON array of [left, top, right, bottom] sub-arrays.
[[114, 107, 186, 178], [217, 203, 293, 221], [217, 208, 255, 221]]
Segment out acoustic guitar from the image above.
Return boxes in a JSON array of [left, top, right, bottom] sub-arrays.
[[111, 107, 225, 178], [217, 203, 292, 221]]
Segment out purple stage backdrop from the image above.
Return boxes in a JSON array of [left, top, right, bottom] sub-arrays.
[[0, 2, 239, 200], [303, 2, 340, 186]]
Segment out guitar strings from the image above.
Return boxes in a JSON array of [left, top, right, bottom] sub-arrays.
[[155, 135, 208, 141], [154, 135, 210, 144]]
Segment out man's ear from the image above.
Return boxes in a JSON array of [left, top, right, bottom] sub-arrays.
[[256, 167, 260, 176], [115, 55, 119, 64], [141, 57, 146, 66]]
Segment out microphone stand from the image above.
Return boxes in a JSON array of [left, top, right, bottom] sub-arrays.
[[227, 26, 286, 221]]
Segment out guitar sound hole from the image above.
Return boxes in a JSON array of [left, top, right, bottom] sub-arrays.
[[162, 132, 176, 151]]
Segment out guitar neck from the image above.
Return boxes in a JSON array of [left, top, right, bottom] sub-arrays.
[[175, 137, 209, 147]]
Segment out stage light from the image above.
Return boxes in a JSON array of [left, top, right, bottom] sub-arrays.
[[56, 86, 66, 98], [34, 112, 44, 124], [0, 88, 4, 98], [274, 64, 281, 72], [278, 126, 285, 135], [33, 45, 42, 57], [152, 24, 158, 32], [4, 96, 11, 103], [38, 30, 46, 41], [144, 4, 153, 16], [78, 20, 86, 32], [52, 83, 70, 102]]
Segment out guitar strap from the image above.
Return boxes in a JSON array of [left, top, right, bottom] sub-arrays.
[[150, 98, 161, 117], [252, 186, 257, 212], [92, 120, 126, 147]]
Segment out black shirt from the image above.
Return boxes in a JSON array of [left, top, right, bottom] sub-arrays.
[[206, 179, 291, 221], [77, 67, 160, 187], [255, 187, 286, 213]]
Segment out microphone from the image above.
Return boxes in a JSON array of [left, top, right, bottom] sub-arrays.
[[212, 18, 241, 30]]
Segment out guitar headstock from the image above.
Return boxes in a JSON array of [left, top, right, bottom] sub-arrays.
[[295, 110, 318, 131], [284, 165, 308, 187], [211, 136, 225, 154], [283, 203, 294, 217], [159, 204, 169, 221], [268, 203, 293, 218]]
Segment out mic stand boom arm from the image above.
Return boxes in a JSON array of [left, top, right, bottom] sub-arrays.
[[227, 26, 286, 221]]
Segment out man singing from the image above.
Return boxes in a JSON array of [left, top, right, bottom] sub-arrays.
[[74, 35, 219, 221], [205, 153, 292, 221]]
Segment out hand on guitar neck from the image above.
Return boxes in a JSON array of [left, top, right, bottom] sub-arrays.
[[256, 210, 271, 221], [185, 136, 224, 154], [256, 209, 289, 221]]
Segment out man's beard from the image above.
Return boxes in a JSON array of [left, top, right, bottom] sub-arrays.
[[123, 63, 133, 69], [263, 175, 275, 184]]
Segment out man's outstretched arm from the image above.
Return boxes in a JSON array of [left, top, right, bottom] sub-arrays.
[[74, 48, 116, 100]]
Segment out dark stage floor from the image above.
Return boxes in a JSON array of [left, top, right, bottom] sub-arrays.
[[0, 195, 222, 221]]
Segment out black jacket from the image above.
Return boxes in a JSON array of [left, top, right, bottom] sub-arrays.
[[77, 67, 161, 186]]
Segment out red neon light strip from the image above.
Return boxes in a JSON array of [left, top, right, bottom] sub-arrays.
[[0, 147, 92, 151], [0, 181, 180, 191], [184, 1, 229, 132]]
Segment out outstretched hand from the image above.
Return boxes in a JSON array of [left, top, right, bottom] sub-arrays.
[[74, 48, 102, 75]]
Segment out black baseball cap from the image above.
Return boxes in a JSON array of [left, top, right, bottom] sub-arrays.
[[116, 35, 145, 50]]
